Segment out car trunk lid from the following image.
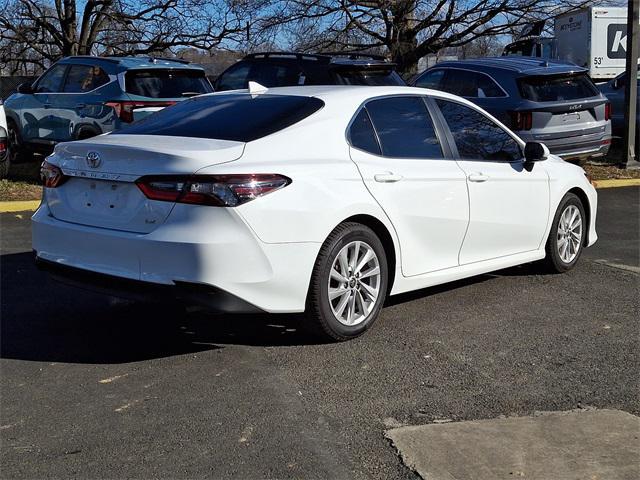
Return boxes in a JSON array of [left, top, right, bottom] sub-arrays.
[[46, 135, 244, 233]]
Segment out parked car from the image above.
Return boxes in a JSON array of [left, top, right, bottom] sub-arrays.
[[0, 99, 7, 177], [1, 56, 213, 178], [598, 65, 639, 157], [33, 85, 597, 341], [412, 56, 612, 163], [214, 52, 405, 91]]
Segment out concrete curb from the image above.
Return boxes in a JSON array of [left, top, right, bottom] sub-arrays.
[[0, 200, 41, 213], [594, 178, 640, 189]]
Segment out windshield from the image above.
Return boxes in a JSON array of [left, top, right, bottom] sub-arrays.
[[333, 69, 405, 86], [115, 94, 324, 142], [125, 69, 213, 98], [518, 73, 599, 102]]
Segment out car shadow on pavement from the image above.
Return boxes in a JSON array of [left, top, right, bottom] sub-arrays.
[[1, 251, 551, 364], [0, 252, 322, 364]]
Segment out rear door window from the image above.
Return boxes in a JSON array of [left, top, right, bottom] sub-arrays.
[[115, 94, 324, 142], [440, 69, 506, 98], [437, 99, 522, 162], [252, 62, 305, 87], [125, 69, 212, 98], [63, 65, 110, 93], [365, 96, 443, 159], [349, 109, 381, 155], [215, 62, 251, 91], [518, 73, 599, 102]]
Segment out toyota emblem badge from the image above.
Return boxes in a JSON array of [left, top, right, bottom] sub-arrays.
[[86, 151, 101, 168]]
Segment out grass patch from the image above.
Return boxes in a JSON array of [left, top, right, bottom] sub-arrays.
[[0, 179, 42, 201], [584, 163, 640, 181]]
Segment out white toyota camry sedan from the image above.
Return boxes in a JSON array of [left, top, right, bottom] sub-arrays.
[[33, 85, 597, 341]]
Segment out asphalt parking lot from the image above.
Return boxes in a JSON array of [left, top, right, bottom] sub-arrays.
[[1, 187, 638, 479]]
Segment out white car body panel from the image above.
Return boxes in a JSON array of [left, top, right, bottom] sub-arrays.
[[32, 85, 598, 313], [0, 102, 7, 132]]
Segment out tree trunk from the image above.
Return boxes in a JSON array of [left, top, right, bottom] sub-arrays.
[[61, 0, 79, 56]]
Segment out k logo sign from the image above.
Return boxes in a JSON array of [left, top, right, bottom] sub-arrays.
[[607, 24, 627, 59]]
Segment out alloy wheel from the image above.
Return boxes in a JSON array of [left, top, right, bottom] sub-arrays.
[[557, 204, 583, 264], [327, 240, 381, 326]]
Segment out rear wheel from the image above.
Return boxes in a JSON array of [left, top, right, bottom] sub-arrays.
[[544, 193, 586, 273], [306, 222, 388, 341]]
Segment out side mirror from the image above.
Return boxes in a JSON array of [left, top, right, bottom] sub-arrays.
[[524, 141, 549, 167], [16, 82, 34, 94]]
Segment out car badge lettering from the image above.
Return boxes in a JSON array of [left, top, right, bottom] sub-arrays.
[[86, 151, 102, 169]]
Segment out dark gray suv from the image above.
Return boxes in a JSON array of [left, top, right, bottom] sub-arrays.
[[412, 57, 612, 162]]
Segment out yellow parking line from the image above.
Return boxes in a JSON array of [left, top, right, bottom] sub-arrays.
[[595, 179, 640, 189], [0, 200, 41, 213]]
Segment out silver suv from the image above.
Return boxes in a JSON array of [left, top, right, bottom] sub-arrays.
[[413, 56, 612, 162]]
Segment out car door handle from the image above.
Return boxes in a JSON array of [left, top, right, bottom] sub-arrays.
[[374, 173, 403, 183], [75, 103, 87, 109], [43, 103, 51, 109], [468, 173, 489, 183]]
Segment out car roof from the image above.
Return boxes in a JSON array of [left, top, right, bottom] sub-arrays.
[[430, 56, 588, 76], [57, 56, 205, 71]]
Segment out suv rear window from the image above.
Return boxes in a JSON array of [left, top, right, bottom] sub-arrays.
[[125, 69, 212, 98], [333, 69, 405, 86], [518, 73, 598, 102], [116, 94, 324, 142]]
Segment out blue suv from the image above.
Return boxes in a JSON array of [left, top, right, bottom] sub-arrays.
[[2, 56, 212, 176]]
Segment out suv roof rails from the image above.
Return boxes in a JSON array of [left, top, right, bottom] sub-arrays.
[[63, 56, 120, 64], [319, 51, 387, 61], [244, 52, 330, 62]]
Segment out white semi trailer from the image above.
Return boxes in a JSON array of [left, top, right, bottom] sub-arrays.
[[503, 6, 638, 81]]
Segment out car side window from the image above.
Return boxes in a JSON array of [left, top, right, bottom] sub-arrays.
[[365, 96, 443, 159], [35, 64, 67, 93], [414, 69, 445, 89], [63, 65, 110, 93], [436, 99, 522, 162], [216, 62, 251, 91], [349, 108, 381, 155], [440, 69, 505, 98]]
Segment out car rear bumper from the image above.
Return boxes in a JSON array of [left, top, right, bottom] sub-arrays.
[[32, 202, 320, 313], [518, 125, 612, 161]]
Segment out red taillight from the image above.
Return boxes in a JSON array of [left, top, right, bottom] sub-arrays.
[[510, 111, 533, 131], [40, 161, 67, 188], [0, 138, 6, 154], [604, 103, 612, 121], [136, 174, 291, 207], [105, 100, 176, 123]]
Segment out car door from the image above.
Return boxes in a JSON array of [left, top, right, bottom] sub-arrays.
[[348, 95, 469, 277], [20, 64, 68, 142], [433, 98, 550, 265]]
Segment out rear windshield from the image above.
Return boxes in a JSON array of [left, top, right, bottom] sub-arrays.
[[115, 94, 324, 142], [518, 73, 599, 102], [333, 69, 405, 86], [125, 69, 213, 98]]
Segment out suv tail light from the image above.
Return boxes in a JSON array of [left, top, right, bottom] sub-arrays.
[[604, 102, 612, 121], [510, 111, 533, 131], [105, 100, 176, 123], [0, 137, 6, 155], [40, 161, 67, 188], [136, 174, 291, 207]]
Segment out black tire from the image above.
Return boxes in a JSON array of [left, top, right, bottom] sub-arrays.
[[6, 119, 32, 165], [544, 193, 586, 273], [306, 222, 388, 342]]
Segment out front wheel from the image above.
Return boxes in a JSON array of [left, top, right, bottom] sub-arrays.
[[306, 222, 388, 341], [544, 193, 586, 273]]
